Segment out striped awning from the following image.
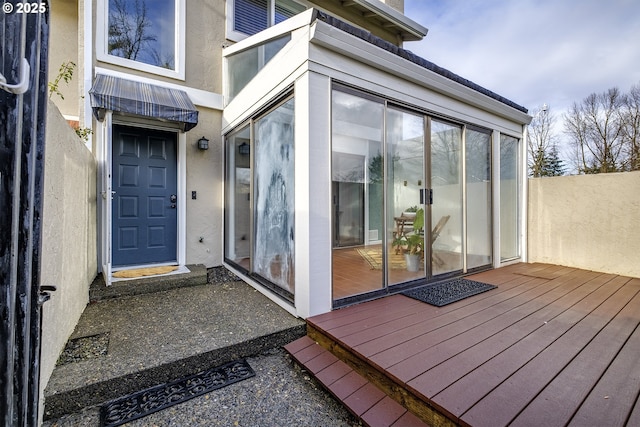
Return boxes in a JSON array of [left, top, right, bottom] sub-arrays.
[[89, 74, 199, 131]]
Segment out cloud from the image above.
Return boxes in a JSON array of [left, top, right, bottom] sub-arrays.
[[404, 0, 640, 114]]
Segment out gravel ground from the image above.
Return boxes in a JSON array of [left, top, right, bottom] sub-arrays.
[[43, 348, 361, 427]]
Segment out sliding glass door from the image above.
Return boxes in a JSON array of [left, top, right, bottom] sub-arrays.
[[500, 134, 520, 261], [431, 119, 463, 276], [225, 125, 251, 270], [331, 88, 384, 299], [330, 84, 497, 303], [224, 96, 295, 300], [386, 107, 426, 285], [253, 98, 295, 294], [466, 127, 492, 270]]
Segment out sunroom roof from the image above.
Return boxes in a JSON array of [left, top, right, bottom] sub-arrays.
[[313, 11, 528, 114], [224, 9, 529, 124]]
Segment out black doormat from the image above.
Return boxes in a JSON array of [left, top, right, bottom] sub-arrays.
[[100, 359, 255, 427], [402, 278, 497, 307]]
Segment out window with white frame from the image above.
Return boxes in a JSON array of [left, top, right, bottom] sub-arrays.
[[228, 0, 306, 40], [97, 0, 185, 79]]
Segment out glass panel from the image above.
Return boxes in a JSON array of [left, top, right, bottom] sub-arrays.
[[331, 89, 384, 300], [234, 0, 268, 35], [227, 35, 291, 101], [387, 108, 426, 285], [225, 125, 252, 270], [500, 134, 520, 261], [466, 128, 492, 269], [332, 153, 365, 247], [108, 0, 176, 69], [431, 119, 463, 275], [253, 99, 295, 294]]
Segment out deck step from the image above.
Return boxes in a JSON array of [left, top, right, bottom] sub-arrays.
[[285, 336, 430, 427]]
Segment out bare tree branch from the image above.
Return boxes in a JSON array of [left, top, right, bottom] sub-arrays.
[[108, 0, 157, 62], [621, 83, 640, 170], [563, 87, 626, 173]]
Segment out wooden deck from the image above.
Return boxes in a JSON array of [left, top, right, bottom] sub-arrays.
[[288, 263, 640, 427]]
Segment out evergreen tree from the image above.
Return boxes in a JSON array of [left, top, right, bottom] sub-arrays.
[[528, 105, 565, 177], [539, 146, 565, 176]]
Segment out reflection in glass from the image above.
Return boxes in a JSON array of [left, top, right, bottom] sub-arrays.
[[466, 128, 492, 269], [386, 108, 425, 285], [108, 0, 176, 69], [254, 99, 295, 294], [431, 119, 463, 275], [227, 35, 291, 101], [500, 134, 520, 261], [331, 89, 384, 300], [225, 125, 252, 270], [332, 153, 365, 247]]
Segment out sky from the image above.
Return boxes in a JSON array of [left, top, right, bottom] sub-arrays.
[[403, 0, 640, 145]]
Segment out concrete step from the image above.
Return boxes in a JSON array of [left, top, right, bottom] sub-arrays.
[[89, 264, 211, 302], [44, 275, 305, 421]]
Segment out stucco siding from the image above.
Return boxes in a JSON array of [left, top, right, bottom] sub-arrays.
[[528, 172, 640, 278], [48, 0, 80, 119], [39, 100, 97, 410], [185, 108, 224, 267]]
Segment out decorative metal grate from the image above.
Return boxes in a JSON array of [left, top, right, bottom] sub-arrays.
[[100, 359, 255, 427]]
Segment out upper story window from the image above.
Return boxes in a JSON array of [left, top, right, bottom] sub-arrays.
[[228, 0, 306, 41], [97, 0, 185, 80]]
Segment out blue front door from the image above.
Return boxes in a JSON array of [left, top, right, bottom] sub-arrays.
[[112, 125, 178, 267]]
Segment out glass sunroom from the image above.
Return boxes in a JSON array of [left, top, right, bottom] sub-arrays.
[[222, 10, 531, 318]]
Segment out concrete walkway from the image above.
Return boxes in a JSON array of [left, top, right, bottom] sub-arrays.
[[43, 269, 312, 423], [43, 348, 360, 427]]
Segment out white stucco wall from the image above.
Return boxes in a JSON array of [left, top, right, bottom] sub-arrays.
[[528, 172, 640, 278], [48, 0, 80, 119], [39, 100, 97, 418], [185, 108, 224, 266]]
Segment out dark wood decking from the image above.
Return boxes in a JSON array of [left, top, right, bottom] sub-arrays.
[[289, 263, 640, 427]]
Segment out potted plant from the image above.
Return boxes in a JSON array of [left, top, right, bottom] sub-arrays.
[[392, 208, 425, 272], [402, 205, 419, 218]]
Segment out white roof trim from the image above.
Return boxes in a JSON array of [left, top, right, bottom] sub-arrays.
[[347, 0, 428, 40]]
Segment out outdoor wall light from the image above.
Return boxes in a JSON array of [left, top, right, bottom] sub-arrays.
[[197, 136, 209, 150], [238, 142, 250, 155]]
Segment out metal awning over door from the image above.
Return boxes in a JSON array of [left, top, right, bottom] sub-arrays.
[[89, 74, 199, 131]]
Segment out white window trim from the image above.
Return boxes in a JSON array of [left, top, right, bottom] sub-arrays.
[[96, 0, 186, 80], [225, 0, 309, 42]]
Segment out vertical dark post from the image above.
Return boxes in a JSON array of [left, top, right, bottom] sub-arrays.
[[0, 1, 50, 425]]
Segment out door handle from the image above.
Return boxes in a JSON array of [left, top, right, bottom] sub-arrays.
[[420, 189, 433, 205], [170, 194, 177, 209]]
